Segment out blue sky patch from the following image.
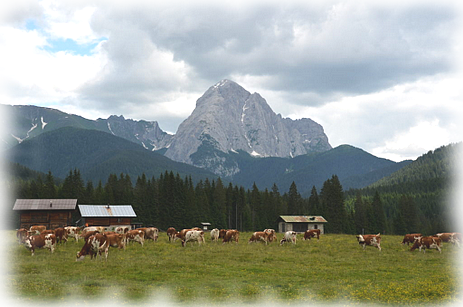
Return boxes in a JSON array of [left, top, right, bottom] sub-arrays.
[[43, 37, 107, 56]]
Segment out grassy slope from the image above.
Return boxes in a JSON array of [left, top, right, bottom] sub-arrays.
[[7, 232, 461, 305]]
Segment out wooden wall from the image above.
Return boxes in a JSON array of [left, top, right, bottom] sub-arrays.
[[84, 217, 132, 226], [19, 211, 73, 230]]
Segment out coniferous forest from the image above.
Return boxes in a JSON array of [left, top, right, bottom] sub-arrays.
[[10, 143, 456, 236]]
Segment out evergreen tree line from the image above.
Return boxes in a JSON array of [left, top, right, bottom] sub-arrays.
[[12, 169, 450, 235]]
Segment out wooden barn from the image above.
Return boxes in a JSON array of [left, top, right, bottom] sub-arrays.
[[13, 199, 78, 229], [277, 215, 328, 234], [77, 204, 137, 230]]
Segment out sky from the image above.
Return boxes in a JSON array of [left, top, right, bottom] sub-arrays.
[[1, 0, 463, 162]]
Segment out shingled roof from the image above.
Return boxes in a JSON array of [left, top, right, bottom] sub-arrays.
[[13, 199, 78, 211]]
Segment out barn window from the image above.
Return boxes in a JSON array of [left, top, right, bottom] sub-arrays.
[[314, 224, 318, 229]]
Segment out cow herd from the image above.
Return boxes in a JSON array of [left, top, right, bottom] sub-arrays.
[[356, 231, 461, 253], [15, 225, 460, 259]]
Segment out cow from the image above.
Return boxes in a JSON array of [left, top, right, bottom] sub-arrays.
[[16, 228, 29, 244], [303, 229, 321, 240], [167, 227, 177, 242], [76, 233, 109, 261], [248, 231, 269, 244], [263, 229, 277, 243], [65, 226, 82, 242], [356, 233, 381, 251], [125, 229, 145, 246], [401, 233, 422, 245], [219, 229, 228, 239], [138, 227, 159, 242], [115, 226, 131, 234], [210, 228, 220, 242], [411, 236, 442, 253], [182, 230, 205, 247], [222, 230, 239, 244], [82, 226, 106, 234], [24, 233, 56, 256], [80, 230, 100, 241], [54, 227, 68, 243], [280, 231, 297, 245], [29, 225, 47, 235], [174, 228, 193, 242], [434, 232, 462, 246], [105, 233, 126, 250]]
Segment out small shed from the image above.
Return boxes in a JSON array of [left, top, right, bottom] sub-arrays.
[[201, 222, 211, 231], [13, 199, 78, 229], [78, 204, 137, 229], [277, 215, 327, 234]]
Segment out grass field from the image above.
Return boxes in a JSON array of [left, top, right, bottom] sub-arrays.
[[5, 231, 462, 305]]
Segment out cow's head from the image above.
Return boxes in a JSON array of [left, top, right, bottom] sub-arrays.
[[76, 251, 85, 261], [24, 237, 33, 249], [356, 235, 365, 243]]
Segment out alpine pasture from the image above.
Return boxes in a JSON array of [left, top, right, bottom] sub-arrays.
[[7, 231, 461, 305]]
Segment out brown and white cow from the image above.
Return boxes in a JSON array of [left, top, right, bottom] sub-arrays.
[[16, 228, 29, 244], [115, 226, 130, 234], [24, 233, 56, 256], [411, 236, 442, 253], [219, 229, 228, 239], [82, 226, 106, 234], [401, 233, 422, 245], [54, 227, 68, 243], [263, 229, 277, 243], [137, 227, 159, 242], [356, 233, 381, 251], [167, 227, 177, 242], [182, 230, 205, 247], [303, 229, 321, 240], [174, 228, 193, 242], [65, 226, 82, 242], [248, 231, 269, 244], [210, 228, 220, 242], [222, 229, 239, 244], [434, 232, 462, 247], [80, 230, 100, 242], [29, 225, 47, 235], [280, 231, 297, 245], [105, 233, 126, 250], [76, 233, 109, 261], [125, 229, 145, 246]]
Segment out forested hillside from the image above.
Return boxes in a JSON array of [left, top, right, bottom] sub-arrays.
[[345, 143, 460, 235]]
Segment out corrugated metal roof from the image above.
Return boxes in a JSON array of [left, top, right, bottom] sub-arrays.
[[279, 215, 328, 223], [13, 199, 77, 211], [78, 205, 137, 217]]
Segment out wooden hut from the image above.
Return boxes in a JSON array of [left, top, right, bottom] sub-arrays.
[[13, 199, 78, 229], [277, 215, 327, 234], [77, 204, 137, 230]]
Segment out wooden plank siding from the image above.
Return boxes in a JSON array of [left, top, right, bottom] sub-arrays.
[[19, 210, 73, 230], [84, 217, 131, 226]]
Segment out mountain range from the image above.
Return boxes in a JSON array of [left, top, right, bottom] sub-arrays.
[[3, 80, 419, 194]]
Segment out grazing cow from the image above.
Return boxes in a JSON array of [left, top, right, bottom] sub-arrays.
[[76, 234, 109, 261], [83, 226, 106, 234], [219, 229, 228, 239], [80, 230, 100, 241], [138, 227, 159, 242], [263, 229, 277, 243], [105, 233, 126, 250], [30, 225, 47, 234], [401, 233, 422, 245], [16, 228, 29, 244], [24, 233, 56, 256], [182, 230, 205, 247], [65, 226, 82, 242], [222, 230, 239, 244], [125, 229, 145, 246], [210, 228, 220, 242], [411, 236, 442, 253], [435, 232, 462, 247], [167, 227, 177, 242], [115, 226, 130, 234], [248, 231, 269, 244], [174, 228, 193, 242], [280, 231, 297, 245], [356, 233, 381, 251], [303, 229, 321, 240], [54, 227, 68, 243]]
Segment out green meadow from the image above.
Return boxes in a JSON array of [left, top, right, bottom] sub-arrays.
[[6, 232, 461, 305]]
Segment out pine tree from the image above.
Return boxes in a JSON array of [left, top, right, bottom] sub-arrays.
[[287, 181, 302, 215]]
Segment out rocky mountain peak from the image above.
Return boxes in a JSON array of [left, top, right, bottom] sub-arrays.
[[164, 80, 332, 176]]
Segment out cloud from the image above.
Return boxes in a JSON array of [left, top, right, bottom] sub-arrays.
[[0, 0, 461, 159]]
